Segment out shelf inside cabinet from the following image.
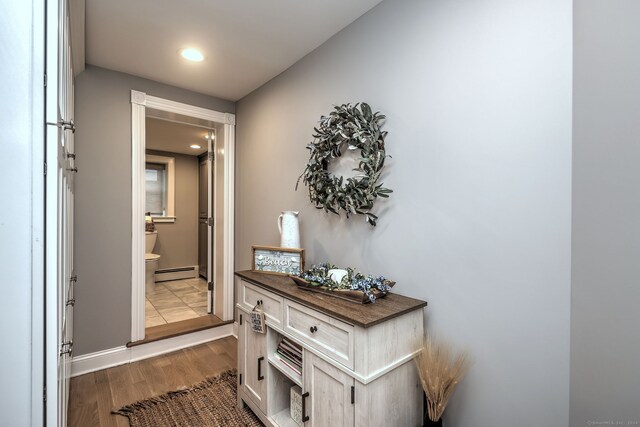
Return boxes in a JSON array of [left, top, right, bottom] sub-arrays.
[[270, 408, 301, 427], [268, 354, 302, 387]]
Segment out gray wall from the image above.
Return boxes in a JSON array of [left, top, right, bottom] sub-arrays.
[[146, 149, 199, 270], [74, 66, 234, 355], [236, 1, 572, 426], [571, 1, 640, 426], [0, 0, 43, 423]]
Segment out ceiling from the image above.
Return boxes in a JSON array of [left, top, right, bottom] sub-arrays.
[[85, 0, 383, 101], [146, 117, 212, 156]]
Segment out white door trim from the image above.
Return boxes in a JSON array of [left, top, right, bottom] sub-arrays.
[[222, 121, 235, 320], [130, 91, 236, 343]]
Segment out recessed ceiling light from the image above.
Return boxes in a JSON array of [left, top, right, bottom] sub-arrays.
[[204, 133, 215, 140], [179, 48, 204, 62], [190, 144, 202, 149]]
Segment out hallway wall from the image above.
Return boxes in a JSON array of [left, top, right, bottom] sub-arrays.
[[571, 1, 640, 425], [74, 66, 234, 356], [236, 1, 572, 426]]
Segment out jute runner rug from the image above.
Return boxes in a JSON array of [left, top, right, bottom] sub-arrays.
[[112, 369, 263, 427]]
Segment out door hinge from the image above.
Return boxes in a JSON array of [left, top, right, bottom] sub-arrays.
[[46, 119, 76, 133], [60, 340, 73, 356], [351, 385, 355, 404], [43, 162, 47, 176], [207, 217, 214, 226], [239, 314, 243, 325], [208, 281, 213, 291], [43, 386, 46, 403], [208, 151, 214, 161], [44, 73, 47, 88], [239, 373, 242, 385]]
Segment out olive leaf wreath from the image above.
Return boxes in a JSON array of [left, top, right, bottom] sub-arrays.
[[296, 102, 392, 226]]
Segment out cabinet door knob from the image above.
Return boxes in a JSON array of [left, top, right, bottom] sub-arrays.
[[309, 326, 317, 333]]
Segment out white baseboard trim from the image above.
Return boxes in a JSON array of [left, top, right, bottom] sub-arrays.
[[155, 265, 198, 282], [71, 323, 234, 377], [71, 346, 129, 377]]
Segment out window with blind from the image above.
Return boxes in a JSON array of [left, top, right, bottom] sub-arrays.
[[145, 162, 167, 216]]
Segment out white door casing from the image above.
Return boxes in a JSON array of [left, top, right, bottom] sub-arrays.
[[207, 129, 214, 314], [130, 92, 236, 342]]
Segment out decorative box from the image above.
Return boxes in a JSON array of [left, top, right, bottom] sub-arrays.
[[290, 384, 303, 426]]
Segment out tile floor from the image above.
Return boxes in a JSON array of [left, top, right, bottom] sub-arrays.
[[145, 277, 210, 328]]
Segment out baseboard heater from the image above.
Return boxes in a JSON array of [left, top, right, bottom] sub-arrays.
[[155, 265, 199, 282]]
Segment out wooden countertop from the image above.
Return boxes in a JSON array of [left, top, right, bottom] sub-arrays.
[[235, 270, 428, 328]]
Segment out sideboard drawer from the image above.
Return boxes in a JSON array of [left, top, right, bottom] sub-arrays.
[[284, 300, 354, 369], [239, 280, 283, 329]]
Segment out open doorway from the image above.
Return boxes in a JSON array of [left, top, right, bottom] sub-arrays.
[[130, 91, 235, 344], [144, 117, 217, 328]]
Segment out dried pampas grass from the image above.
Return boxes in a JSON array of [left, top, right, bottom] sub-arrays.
[[414, 336, 471, 422]]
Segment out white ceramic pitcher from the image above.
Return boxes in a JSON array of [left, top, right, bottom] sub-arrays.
[[278, 211, 300, 248]]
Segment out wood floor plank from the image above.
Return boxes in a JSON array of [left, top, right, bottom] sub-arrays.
[[68, 371, 98, 408], [94, 369, 120, 427], [68, 402, 99, 427]]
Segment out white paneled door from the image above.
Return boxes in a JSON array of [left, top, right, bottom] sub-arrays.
[[45, 0, 75, 424]]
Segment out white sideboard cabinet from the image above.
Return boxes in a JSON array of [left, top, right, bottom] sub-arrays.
[[235, 271, 428, 427]]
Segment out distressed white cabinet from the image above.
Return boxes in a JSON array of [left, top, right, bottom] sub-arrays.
[[236, 271, 427, 427]]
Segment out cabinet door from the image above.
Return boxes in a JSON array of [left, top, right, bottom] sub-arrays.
[[303, 353, 355, 426], [240, 314, 268, 412]]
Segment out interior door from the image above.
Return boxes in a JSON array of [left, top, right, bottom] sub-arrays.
[[206, 130, 215, 314], [45, 0, 75, 424], [198, 158, 208, 278], [62, 11, 76, 418]]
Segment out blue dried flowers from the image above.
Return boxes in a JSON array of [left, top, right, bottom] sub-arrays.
[[298, 263, 393, 303]]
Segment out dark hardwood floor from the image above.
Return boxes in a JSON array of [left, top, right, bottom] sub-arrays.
[[67, 336, 237, 427]]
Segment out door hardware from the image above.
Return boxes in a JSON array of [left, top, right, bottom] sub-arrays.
[[66, 298, 75, 307], [67, 167, 78, 173], [257, 357, 264, 381], [46, 119, 76, 133], [309, 326, 318, 333], [66, 153, 76, 159], [60, 341, 73, 356], [302, 392, 310, 422]]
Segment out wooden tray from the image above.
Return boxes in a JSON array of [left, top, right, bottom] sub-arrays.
[[289, 275, 395, 304]]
